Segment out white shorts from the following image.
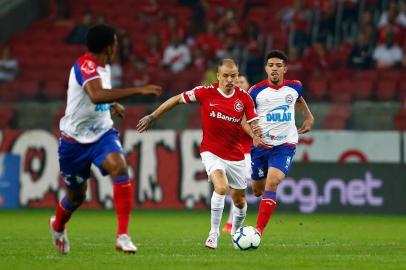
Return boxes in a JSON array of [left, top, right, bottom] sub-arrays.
[[200, 151, 247, 190], [243, 153, 252, 180]]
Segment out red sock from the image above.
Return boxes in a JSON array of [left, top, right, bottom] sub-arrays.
[[256, 198, 277, 235], [113, 180, 133, 236], [52, 201, 73, 232]]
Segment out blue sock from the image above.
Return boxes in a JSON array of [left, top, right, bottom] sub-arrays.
[[61, 196, 80, 212], [263, 190, 276, 201], [113, 175, 130, 184]]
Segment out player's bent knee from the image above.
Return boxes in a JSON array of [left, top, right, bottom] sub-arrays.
[[215, 186, 227, 195], [253, 190, 263, 197], [110, 166, 128, 179], [73, 193, 86, 206], [252, 185, 264, 197], [233, 200, 246, 209]]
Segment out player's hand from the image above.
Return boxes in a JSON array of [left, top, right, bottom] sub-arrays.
[[251, 123, 263, 138], [297, 118, 314, 134], [253, 135, 266, 147], [138, 85, 162, 96], [111, 102, 125, 119], [136, 114, 154, 133]]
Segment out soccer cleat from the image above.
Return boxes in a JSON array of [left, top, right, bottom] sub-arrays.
[[222, 222, 232, 233], [49, 216, 70, 254], [205, 232, 218, 249], [116, 234, 138, 254]]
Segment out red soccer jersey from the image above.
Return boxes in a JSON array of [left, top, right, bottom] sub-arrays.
[[240, 128, 252, 154], [182, 83, 258, 161]]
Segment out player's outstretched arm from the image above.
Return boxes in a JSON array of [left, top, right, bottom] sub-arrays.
[[296, 97, 314, 134], [246, 119, 266, 147], [84, 78, 162, 104], [136, 94, 184, 133]]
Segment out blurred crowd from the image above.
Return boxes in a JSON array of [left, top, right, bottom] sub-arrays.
[[1, 0, 406, 100]]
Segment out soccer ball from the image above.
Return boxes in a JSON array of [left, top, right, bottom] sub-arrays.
[[232, 226, 261, 250]]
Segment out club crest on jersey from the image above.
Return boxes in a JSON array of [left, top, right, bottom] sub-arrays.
[[81, 60, 96, 74], [285, 94, 294, 104], [234, 99, 244, 112]]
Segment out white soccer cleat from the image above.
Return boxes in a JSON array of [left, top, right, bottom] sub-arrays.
[[49, 216, 70, 254], [116, 234, 138, 254], [205, 232, 219, 249]]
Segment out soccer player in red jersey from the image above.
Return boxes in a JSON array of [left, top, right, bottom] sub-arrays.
[[222, 74, 256, 233], [137, 59, 262, 249], [49, 24, 161, 255], [249, 50, 314, 236]]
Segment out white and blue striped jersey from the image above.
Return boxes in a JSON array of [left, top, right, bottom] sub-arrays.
[[60, 52, 113, 143], [249, 79, 303, 147]]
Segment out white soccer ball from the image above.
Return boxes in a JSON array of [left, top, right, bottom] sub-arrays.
[[232, 226, 261, 250]]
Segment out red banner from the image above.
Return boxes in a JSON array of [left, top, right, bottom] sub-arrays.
[[0, 129, 402, 209]]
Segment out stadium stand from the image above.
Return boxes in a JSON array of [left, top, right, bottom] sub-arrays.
[[0, 0, 405, 130]]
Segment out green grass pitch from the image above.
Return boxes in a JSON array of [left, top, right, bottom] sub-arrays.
[[0, 209, 405, 270]]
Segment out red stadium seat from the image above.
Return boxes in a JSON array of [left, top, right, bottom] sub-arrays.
[[19, 79, 40, 99], [398, 79, 406, 101], [285, 70, 304, 83], [394, 109, 406, 131], [323, 115, 348, 130], [305, 78, 328, 101], [353, 80, 373, 100], [43, 80, 67, 100], [120, 105, 149, 130], [353, 70, 378, 82], [322, 104, 351, 130], [188, 106, 202, 129], [379, 69, 402, 81], [0, 106, 14, 129], [0, 81, 20, 101], [375, 79, 398, 101], [168, 75, 191, 95], [328, 79, 353, 103]]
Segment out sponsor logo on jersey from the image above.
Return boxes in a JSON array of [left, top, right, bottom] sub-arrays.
[[95, 104, 111, 112], [234, 99, 244, 112], [266, 105, 291, 122], [265, 133, 287, 141], [81, 60, 96, 74], [209, 111, 241, 123], [285, 94, 294, 104], [209, 103, 219, 106]]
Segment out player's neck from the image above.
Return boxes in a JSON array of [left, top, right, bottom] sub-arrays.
[[219, 87, 233, 96], [89, 52, 108, 65], [268, 78, 284, 86]]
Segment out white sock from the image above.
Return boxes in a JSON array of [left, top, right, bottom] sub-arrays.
[[209, 191, 226, 236], [226, 202, 234, 223], [231, 203, 247, 235]]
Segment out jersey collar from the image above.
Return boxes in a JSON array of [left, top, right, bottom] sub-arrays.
[[267, 79, 286, 90], [214, 83, 235, 98]]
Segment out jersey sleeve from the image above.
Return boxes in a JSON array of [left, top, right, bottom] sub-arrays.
[[73, 59, 101, 87], [181, 86, 207, 104], [243, 93, 258, 123], [285, 80, 303, 98]]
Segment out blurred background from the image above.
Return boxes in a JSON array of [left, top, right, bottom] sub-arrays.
[[0, 0, 405, 214]]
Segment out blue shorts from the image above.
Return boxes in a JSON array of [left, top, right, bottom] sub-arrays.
[[251, 144, 296, 180], [58, 129, 124, 189]]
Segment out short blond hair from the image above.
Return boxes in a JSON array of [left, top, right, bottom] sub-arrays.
[[217, 58, 238, 71]]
